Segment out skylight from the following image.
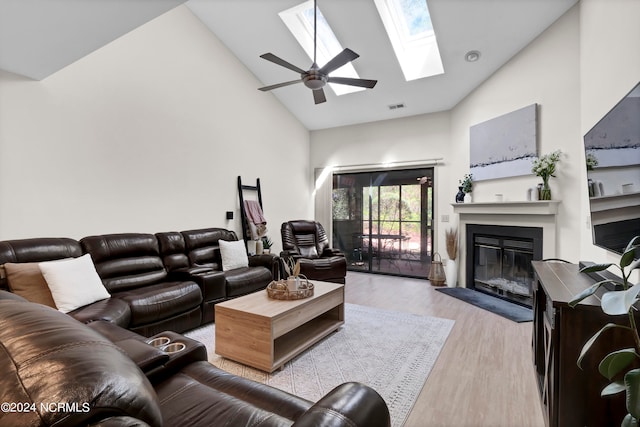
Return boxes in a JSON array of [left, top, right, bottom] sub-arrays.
[[279, 1, 364, 96], [374, 0, 443, 81]]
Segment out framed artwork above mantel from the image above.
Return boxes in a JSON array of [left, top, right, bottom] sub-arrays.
[[469, 103, 538, 181]]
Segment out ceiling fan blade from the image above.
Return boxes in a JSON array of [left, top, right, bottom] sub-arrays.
[[313, 88, 326, 104], [318, 48, 359, 75], [258, 80, 302, 92], [260, 53, 307, 74], [328, 77, 378, 89]]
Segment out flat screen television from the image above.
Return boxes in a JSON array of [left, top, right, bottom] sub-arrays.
[[583, 80, 640, 259]]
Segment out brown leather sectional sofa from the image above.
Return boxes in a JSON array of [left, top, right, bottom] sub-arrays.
[[0, 290, 391, 427], [0, 227, 277, 336], [0, 227, 391, 426]]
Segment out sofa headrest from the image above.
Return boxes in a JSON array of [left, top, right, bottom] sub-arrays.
[[181, 228, 238, 268], [0, 299, 162, 427], [181, 228, 238, 249], [0, 238, 83, 264], [155, 232, 189, 272], [80, 234, 167, 293], [0, 238, 83, 290], [281, 221, 329, 254], [284, 220, 318, 235], [81, 234, 160, 263]]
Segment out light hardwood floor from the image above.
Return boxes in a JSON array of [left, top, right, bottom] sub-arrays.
[[345, 271, 545, 427]]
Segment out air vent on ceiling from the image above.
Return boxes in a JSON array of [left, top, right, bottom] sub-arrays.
[[388, 103, 405, 110]]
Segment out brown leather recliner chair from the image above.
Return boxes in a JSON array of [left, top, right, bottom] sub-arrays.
[[280, 220, 347, 284]]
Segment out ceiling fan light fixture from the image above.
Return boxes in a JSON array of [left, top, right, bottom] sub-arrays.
[[303, 68, 327, 89], [303, 78, 327, 90], [465, 50, 481, 62]]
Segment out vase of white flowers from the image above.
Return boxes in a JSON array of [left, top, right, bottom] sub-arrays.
[[531, 150, 561, 200]]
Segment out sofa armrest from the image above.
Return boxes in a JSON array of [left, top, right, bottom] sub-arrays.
[[69, 297, 131, 327], [321, 248, 344, 258], [145, 331, 208, 384], [248, 253, 278, 268], [169, 268, 226, 302], [88, 416, 151, 427], [292, 382, 390, 427], [0, 289, 27, 302], [280, 250, 301, 258], [249, 253, 280, 279], [167, 266, 217, 280], [87, 319, 144, 342], [115, 338, 170, 373], [187, 266, 216, 275]]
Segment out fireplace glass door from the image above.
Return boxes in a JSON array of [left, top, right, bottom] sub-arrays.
[[473, 236, 535, 306]]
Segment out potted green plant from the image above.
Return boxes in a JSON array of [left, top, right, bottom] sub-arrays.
[[459, 174, 473, 202], [569, 236, 640, 426], [459, 173, 473, 193], [262, 236, 273, 254]]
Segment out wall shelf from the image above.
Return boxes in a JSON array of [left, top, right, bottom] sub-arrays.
[[451, 200, 560, 216]]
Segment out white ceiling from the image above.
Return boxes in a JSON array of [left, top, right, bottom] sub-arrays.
[[0, 0, 188, 80], [0, 0, 578, 130]]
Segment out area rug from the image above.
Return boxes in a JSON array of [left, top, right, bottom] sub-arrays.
[[436, 287, 533, 322], [184, 303, 454, 427]]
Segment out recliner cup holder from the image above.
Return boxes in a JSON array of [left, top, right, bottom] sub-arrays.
[[147, 336, 171, 348], [161, 342, 186, 354]]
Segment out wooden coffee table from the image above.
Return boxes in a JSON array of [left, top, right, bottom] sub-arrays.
[[214, 281, 345, 372]]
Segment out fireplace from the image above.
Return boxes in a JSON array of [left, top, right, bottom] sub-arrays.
[[466, 224, 543, 307]]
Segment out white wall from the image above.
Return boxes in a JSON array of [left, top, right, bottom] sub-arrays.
[[311, 112, 451, 170], [0, 5, 311, 253]]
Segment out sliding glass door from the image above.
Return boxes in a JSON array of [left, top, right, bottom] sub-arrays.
[[332, 168, 433, 278]]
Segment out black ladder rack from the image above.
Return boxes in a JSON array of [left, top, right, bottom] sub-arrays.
[[237, 176, 263, 242]]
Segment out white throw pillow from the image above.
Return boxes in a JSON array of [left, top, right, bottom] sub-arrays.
[[219, 240, 249, 271], [39, 254, 111, 313]]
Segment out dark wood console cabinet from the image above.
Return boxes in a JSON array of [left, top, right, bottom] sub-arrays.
[[532, 261, 631, 427]]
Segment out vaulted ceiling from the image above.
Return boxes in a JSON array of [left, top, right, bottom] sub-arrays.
[[0, 0, 578, 130]]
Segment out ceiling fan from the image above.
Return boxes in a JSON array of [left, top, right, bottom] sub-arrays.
[[258, 0, 377, 105]]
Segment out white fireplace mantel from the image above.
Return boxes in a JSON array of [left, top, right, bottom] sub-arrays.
[[451, 200, 560, 216], [451, 200, 560, 287]]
